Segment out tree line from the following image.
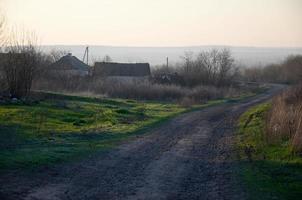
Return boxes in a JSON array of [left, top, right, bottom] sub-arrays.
[[242, 55, 302, 84]]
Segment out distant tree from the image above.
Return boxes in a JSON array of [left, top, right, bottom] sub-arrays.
[[195, 50, 219, 84], [243, 67, 262, 82], [217, 49, 235, 86], [242, 55, 302, 84], [180, 51, 194, 73], [180, 49, 236, 87], [103, 55, 112, 62], [283, 55, 302, 84]]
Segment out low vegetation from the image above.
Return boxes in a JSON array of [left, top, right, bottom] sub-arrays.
[[0, 92, 231, 170], [92, 78, 250, 104], [237, 91, 302, 199], [28, 48, 250, 104], [0, 92, 187, 169], [266, 84, 302, 152]]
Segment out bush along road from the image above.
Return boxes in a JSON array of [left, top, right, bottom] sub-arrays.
[[0, 85, 284, 200], [237, 102, 302, 200]]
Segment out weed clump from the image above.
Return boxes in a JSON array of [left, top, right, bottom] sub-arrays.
[[266, 84, 302, 153]]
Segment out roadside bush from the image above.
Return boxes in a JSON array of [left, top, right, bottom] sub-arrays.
[[33, 75, 90, 92], [266, 84, 302, 152], [242, 55, 302, 84], [93, 78, 186, 101]]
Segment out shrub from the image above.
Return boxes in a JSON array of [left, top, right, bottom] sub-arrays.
[[242, 55, 302, 84], [92, 78, 242, 104], [266, 84, 302, 152]]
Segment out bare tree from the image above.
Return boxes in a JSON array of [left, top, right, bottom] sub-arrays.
[[179, 49, 236, 87], [2, 30, 41, 98], [180, 51, 194, 73], [196, 50, 217, 84], [217, 49, 235, 86]]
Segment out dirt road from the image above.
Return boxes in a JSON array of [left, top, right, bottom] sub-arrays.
[[0, 86, 283, 200]]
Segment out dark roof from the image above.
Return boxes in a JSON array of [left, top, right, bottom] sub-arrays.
[[94, 62, 151, 77], [51, 54, 90, 71]]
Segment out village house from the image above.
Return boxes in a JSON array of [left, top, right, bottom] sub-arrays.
[[50, 53, 90, 76]]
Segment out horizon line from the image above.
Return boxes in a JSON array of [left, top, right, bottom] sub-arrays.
[[39, 44, 302, 49]]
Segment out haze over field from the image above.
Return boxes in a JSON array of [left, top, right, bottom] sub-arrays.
[[42, 45, 302, 67], [2, 0, 302, 66]]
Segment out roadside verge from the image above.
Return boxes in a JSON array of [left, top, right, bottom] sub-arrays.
[[236, 103, 302, 200]]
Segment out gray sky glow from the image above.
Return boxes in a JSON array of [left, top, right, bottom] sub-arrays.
[[1, 0, 302, 47]]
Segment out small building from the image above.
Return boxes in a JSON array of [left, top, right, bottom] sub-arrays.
[[50, 53, 90, 76], [93, 62, 151, 77]]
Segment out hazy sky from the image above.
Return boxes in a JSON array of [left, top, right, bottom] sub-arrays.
[[1, 0, 302, 47]]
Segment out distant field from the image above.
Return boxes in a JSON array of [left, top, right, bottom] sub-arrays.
[[237, 103, 302, 200], [0, 93, 228, 170], [41, 45, 302, 66]]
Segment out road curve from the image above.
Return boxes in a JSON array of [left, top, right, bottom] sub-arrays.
[[0, 85, 284, 200]]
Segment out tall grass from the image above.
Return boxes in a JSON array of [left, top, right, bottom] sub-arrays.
[[266, 84, 302, 152], [92, 78, 242, 104]]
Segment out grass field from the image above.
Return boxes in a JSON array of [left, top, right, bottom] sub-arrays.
[[0, 92, 226, 170], [237, 103, 302, 200]]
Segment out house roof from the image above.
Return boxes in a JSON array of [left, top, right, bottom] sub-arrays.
[[51, 54, 90, 71], [94, 62, 151, 77]]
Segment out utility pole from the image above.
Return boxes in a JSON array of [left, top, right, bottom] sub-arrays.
[[83, 46, 89, 65], [86, 46, 89, 65], [166, 56, 169, 68]]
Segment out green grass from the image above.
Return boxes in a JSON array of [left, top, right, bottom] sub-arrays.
[[0, 94, 187, 170], [237, 103, 302, 200], [0, 92, 231, 170]]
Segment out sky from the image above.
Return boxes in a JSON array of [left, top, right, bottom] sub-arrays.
[[1, 0, 302, 47]]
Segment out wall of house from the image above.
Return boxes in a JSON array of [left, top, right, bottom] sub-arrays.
[[93, 62, 151, 77]]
